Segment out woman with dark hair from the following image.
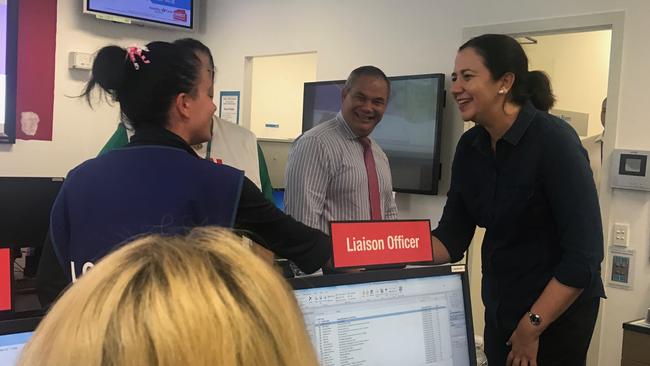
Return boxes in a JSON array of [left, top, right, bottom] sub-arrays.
[[36, 41, 331, 306], [97, 38, 276, 201], [430, 34, 604, 365]]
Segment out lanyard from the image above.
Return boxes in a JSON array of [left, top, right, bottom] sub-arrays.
[[205, 139, 213, 159]]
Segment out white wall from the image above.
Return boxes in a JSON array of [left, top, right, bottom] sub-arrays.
[[2, 1, 649, 365], [248, 52, 317, 139], [523, 30, 611, 137]]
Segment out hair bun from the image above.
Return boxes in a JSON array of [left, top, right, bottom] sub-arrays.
[[91, 46, 128, 92], [527, 70, 556, 111]]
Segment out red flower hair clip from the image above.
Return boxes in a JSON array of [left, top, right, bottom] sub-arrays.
[[126, 46, 151, 71]]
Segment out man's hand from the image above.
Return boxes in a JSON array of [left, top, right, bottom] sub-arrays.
[[506, 314, 541, 366]]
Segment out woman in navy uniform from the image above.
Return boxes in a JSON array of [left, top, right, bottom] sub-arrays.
[[37, 41, 331, 306]]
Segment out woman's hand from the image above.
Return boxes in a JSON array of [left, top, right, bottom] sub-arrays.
[[505, 278, 583, 365], [506, 315, 541, 366]]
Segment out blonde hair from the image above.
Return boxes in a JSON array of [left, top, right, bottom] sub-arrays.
[[19, 228, 318, 366]]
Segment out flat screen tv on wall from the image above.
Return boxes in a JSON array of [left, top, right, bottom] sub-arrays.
[[1, 0, 17, 143], [84, 0, 196, 30], [302, 73, 445, 195]]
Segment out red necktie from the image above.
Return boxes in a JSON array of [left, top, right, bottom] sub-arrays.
[[359, 137, 382, 220]]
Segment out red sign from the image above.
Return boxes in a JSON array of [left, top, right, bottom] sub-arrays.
[[330, 220, 433, 269], [0, 249, 11, 311]]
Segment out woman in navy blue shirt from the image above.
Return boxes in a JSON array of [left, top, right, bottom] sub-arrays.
[[37, 41, 331, 306], [431, 34, 604, 366]]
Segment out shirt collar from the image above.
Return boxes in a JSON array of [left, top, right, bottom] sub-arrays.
[[336, 112, 363, 140], [470, 127, 491, 156], [501, 101, 536, 146], [128, 126, 200, 158], [471, 101, 537, 152]]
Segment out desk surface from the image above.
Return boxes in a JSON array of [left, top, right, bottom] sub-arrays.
[[623, 319, 650, 335]]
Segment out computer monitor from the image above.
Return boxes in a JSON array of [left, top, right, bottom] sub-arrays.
[[272, 189, 285, 212], [302, 73, 445, 195], [1, 0, 19, 143], [0, 177, 63, 247], [0, 315, 41, 365], [290, 266, 476, 366]]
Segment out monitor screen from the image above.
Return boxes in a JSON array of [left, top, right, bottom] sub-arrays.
[[0, 316, 41, 365], [0, 0, 6, 132], [0, 331, 31, 365], [291, 266, 476, 366], [0, 0, 15, 141], [85, 0, 194, 30], [272, 189, 285, 212], [302, 74, 445, 195], [0, 177, 64, 247]]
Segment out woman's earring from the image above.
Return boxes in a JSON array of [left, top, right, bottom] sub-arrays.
[[498, 89, 506, 95]]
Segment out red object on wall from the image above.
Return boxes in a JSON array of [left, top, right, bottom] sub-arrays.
[[15, 0, 57, 141], [330, 220, 433, 269], [0, 248, 11, 311]]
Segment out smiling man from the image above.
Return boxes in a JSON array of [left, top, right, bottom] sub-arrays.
[[285, 66, 398, 233]]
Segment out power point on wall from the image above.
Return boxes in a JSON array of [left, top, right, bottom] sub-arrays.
[[68, 52, 94, 70], [612, 222, 630, 246], [607, 246, 634, 290]]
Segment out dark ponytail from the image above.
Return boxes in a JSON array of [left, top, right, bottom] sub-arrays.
[[82, 41, 202, 130], [526, 70, 555, 112], [82, 46, 128, 104], [459, 34, 555, 111]]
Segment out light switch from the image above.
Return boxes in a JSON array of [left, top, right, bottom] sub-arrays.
[[613, 223, 630, 246]]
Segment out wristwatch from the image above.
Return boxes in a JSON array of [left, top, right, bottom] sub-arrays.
[[528, 311, 542, 326]]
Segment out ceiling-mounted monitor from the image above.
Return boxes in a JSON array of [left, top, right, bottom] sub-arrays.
[[302, 73, 445, 195], [83, 0, 196, 31]]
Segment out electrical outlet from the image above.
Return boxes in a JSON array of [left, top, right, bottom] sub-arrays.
[[613, 223, 630, 246], [68, 52, 94, 70]]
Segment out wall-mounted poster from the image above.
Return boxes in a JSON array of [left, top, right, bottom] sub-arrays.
[[219, 91, 240, 125], [15, 0, 57, 141]]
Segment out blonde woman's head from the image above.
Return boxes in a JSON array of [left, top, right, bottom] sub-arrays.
[[19, 228, 317, 366]]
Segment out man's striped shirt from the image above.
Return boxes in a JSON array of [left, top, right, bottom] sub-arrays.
[[285, 113, 398, 233]]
